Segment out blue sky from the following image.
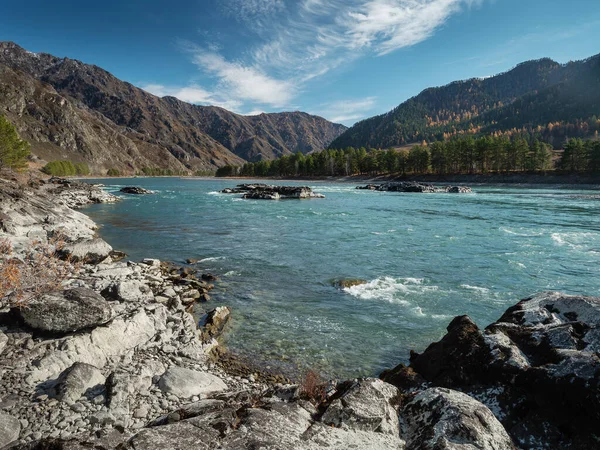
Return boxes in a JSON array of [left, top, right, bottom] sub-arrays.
[[2, 0, 599, 125]]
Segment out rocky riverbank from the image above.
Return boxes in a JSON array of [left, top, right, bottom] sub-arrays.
[[0, 175, 596, 449]]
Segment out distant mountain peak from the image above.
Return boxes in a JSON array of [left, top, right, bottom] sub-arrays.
[[330, 53, 600, 150], [0, 42, 346, 174]]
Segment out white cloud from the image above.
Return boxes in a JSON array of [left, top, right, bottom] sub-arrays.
[[147, 1, 483, 115], [191, 50, 296, 107], [343, 0, 464, 55], [140, 83, 243, 111], [318, 96, 377, 124]]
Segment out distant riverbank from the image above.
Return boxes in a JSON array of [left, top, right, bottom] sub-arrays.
[[212, 171, 600, 187]]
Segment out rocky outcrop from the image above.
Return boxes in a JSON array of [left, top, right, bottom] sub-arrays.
[[356, 181, 472, 193], [222, 184, 325, 200], [401, 388, 515, 450], [382, 292, 600, 449], [119, 187, 154, 195], [18, 288, 113, 334]]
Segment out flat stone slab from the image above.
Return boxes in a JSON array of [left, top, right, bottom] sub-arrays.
[[158, 367, 227, 398]]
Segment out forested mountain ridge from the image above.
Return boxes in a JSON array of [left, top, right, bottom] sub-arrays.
[[330, 54, 600, 149], [0, 41, 345, 173]]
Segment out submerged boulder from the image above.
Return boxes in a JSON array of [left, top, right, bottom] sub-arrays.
[[18, 288, 113, 334], [333, 279, 367, 289]]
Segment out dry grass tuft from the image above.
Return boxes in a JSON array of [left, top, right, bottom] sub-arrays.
[[0, 236, 79, 307], [299, 369, 327, 406]]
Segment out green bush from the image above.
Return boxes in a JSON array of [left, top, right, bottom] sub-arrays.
[[106, 168, 121, 177], [41, 160, 90, 176], [74, 162, 90, 176], [215, 165, 239, 177], [42, 160, 76, 176]]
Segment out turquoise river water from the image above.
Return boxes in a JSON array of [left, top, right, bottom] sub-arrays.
[[82, 178, 600, 378]]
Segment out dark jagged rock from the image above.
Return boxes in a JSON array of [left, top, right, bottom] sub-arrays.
[[119, 187, 154, 195], [356, 181, 472, 193], [381, 292, 600, 450], [332, 279, 367, 289]]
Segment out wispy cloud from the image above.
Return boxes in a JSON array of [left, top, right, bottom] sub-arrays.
[[146, 1, 482, 117], [190, 49, 296, 107], [140, 83, 243, 111], [318, 97, 378, 124]]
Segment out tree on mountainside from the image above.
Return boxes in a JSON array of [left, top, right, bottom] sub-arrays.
[[0, 115, 30, 171]]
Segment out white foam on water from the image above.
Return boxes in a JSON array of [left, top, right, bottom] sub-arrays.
[[224, 270, 240, 277], [200, 256, 226, 262], [551, 232, 598, 251], [461, 284, 490, 293], [343, 277, 436, 305], [500, 227, 543, 237]]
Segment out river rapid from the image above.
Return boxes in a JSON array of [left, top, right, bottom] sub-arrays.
[[82, 178, 600, 378]]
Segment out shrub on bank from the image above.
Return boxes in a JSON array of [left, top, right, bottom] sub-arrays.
[[42, 161, 90, 176], [106, 168, 121, 176]]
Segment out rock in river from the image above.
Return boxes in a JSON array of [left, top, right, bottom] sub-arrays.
[[119, 186, 154, 195]]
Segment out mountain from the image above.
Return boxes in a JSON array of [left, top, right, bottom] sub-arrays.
[[330, 54, 600, 150], [0, 42, 346, 173]]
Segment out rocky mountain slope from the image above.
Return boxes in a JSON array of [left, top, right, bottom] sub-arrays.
[[0, 42, 345, 173], [331, 53, 600, 149]]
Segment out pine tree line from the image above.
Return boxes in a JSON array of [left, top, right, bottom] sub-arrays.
[[225, 136, 600, 178]]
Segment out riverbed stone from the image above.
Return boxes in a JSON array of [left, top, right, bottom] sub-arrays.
[[18, 288, 113, 334], [322, 379, 400, 435], [55, 362, 105, 403], [0, 412, 21, 447], [57, 238, 113, 264], [158, 367, 227, 398]]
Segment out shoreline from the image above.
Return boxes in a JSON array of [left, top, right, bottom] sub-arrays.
[[74, 172, 600, 188], [0, 175, 598, 449]]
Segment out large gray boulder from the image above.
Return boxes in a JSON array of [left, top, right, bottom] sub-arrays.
[[321, 378, 400, 435], [54, 362, 105, 403], [19, 288, 113, 334], [0, 412, 21, 447], [401, 387, 515, 450], [57, 238, 112, 264], [158, 367, 227, 398]]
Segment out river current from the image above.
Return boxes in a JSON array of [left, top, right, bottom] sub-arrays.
[[83, 178, 600, 378]]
